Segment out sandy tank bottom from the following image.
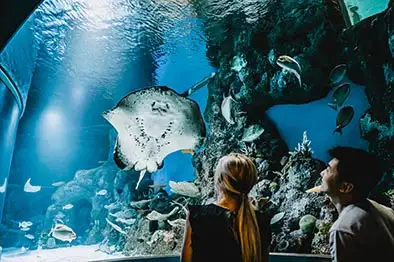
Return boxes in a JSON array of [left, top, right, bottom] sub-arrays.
[[1, 245, 126, 262]]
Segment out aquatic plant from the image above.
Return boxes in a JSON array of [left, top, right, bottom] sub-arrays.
[[289, 131, 313, 158]]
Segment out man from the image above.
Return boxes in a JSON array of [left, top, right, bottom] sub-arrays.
[[320, 146, 394, 262]]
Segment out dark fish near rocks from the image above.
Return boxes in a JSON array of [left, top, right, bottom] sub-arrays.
[[329, 64, 347, 85], [333, 105, 354, 135], [328, 83, 350, 110]]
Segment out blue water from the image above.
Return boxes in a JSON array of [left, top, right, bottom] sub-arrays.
[[266, 78, 370, 162], [152, 17, 214, 189], [345, 0, 390, 20]]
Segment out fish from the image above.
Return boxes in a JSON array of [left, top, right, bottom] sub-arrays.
[[168, 218, 186, 228], [115, 217, 136, 226], [19, 221, 33, 228], [270, 212, 285, 225], [0, 178, 7, 193], [105, 218, 126, 235], [181, 72, 216, 97], [62, 204, 74, 210], [48, 223, 76, 243], [25, 234, 35, 240], [146, 206, 179, 221], [55, 218, 64, 224], [181, 149, 195, 155], [96, 189, 107, 196], [149, 184, 166, 190], [231, 55, 247, 73], [51, 181, 65, 187], [20, 227, 30, 231], [329, 64, 347, 85], [169, 181, 200, 198], [328, 83, 350, 110], [280, 156, 288, 166], [241, 124, 265, 142], [23, 178, 41, 193], [104, 202, 122, 210], [109, 209, 134, 219], [306, 186, 322, 193], [130, 199, 153, 209], [221, 90, 237, 125], [333, 105, 354, 135], [276, 55, 302, 87], [349, 6, 361, 24], [102, 86, 206, 190]]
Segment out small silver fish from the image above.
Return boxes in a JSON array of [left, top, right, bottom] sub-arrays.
[[104, 202, 122, 210], [20, 227, 30, 231], [329, 64, 347, 85], [96, 189, 107, 196], [24, 178, 41, 193], [276, 55, 302, 87], [115, 217, 136, 226], [19, 221, 33, 228], [0, 178, 7, 193], [241, 124, 265, 142], [62, 204, 74, 210], [221, 92, 237, 125], [106, 218, 126, 235], [333, 105, 354, 135], [25, 234, 35, 240], [48, 223, 76, 243], [52, 181, 65, 187], [328, 83, 351, 110]]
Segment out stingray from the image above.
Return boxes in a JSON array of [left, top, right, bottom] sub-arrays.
[[103, 86, 207, 189]]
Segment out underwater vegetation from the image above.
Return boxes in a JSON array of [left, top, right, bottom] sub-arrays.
[[1, 0, 393, 258]]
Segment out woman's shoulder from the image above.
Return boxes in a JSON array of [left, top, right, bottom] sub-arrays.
[[187, 203, 232, 219]]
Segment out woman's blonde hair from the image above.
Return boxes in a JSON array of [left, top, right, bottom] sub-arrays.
[[215, 153, 262, 262]]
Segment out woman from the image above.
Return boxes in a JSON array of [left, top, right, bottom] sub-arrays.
[[181, 153, 270, 262]]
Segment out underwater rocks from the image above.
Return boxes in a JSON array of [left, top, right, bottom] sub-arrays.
[[266, 143, 334, 254], [191, 0, 346, 204], [193, 0, 346, 112], [190, 0, 393, 254], [337, 1, 394, 202], [192, 100, 288, 202], [43, 131, 136, 247]]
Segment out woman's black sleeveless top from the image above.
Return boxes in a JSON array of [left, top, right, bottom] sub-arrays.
[[188, 204, 271, 262]]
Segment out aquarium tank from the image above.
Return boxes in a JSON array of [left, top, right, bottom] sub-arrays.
[[0, 0, 393, 261]]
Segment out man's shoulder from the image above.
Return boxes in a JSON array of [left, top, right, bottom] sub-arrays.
[[329, 202, 371, 235]]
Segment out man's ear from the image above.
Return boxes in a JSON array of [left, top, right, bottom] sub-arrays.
[[339, 182, 354, 193]]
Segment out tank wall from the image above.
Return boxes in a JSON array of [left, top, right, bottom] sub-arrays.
[[0, 79, 21, 221]]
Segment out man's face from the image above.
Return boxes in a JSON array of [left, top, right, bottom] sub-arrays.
[[320, 158, 341, 196]]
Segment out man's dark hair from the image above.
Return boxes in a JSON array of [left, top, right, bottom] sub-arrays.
[[328, 146, 383, 198]]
